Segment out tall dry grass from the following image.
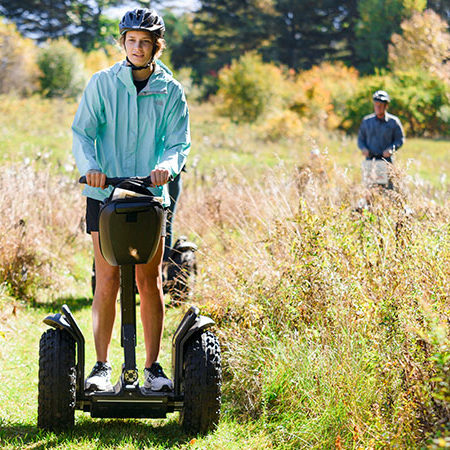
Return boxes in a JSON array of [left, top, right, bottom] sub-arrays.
[[176, 152, 449, 448], [0, 163, 86, 301]]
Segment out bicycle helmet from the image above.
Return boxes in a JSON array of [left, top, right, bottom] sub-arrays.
[[372, 90, 390, 103], [119, 8, 165, 37], [119, 8, 165, 70]]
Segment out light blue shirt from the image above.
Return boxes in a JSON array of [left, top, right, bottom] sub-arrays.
[[72, 61, 191, 207]]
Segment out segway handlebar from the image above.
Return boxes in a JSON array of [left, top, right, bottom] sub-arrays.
[[79, 175, 153, 187], [79, 174, 174, 187]]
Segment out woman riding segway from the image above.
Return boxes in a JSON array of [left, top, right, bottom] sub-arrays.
[[72, 7, 190, 392]]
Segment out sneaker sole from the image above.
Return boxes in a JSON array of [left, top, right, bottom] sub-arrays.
[[85, 382, 113, 392]]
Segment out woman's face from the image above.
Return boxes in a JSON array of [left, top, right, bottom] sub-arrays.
[[124, 30, 154, 67]]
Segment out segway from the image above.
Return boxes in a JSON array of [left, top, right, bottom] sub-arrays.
[[38, 176, 221, 433]]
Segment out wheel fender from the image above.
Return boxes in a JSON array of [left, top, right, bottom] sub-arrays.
[[43, 312, 78, 342], [43, 305, 86, 401], [181, 316, 214, 348], [172, 307, 215, 396]]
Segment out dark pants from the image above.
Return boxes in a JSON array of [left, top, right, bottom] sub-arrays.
[[365, 155, 392, 163], [164, 172, 182, 261]]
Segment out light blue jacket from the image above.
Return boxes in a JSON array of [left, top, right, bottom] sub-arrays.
[[72, 60, 190, 207]]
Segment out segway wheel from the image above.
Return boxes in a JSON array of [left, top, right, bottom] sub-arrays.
[[38, 328, 76, 431], [180, 330, 221, 434]]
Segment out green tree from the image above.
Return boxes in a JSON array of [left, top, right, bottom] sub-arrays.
[[0, 18, 39, 95], [216, 51, 289, 122], [0, 0, 123, 51], [179, 0, 275, 89], [273, 0, 359, 70], [354, 0, 426, 73], [343, 70, 449, 136]]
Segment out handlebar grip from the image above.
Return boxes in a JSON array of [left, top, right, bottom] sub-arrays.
[[78, 175, 126, 186], [78, 175, 156, 187]]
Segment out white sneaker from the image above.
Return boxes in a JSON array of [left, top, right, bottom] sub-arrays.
[[85, 361, 113, 391], [144, 362, 173, 392]]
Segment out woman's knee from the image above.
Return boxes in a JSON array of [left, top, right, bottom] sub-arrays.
[[136, 270, 161, 294], [96, 268, 120, 295]]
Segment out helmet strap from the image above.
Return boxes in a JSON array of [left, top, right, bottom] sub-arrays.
[[126, 56, 153, 71]]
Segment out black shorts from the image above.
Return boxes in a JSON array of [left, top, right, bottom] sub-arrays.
[[86, 197, 167, 236]]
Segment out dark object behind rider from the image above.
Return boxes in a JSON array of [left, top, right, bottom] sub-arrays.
[[357, 90, 405, 163]]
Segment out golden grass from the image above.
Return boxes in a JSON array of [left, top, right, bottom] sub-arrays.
[[174, 150, 449, 447], [0, 163, 87, 300], [0, 95, 447, 447]]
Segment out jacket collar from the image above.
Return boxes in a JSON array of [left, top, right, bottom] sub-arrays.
[[114, 61, 168, 95], [375, 112, 389, 123]]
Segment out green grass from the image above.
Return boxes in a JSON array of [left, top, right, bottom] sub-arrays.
[[188, 103, 449, 187], [0, 298, 273, 449], [0, 94, 78, 172]]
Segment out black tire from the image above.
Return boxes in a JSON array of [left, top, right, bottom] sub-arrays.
[[38, 328, 76, 431], [166, 249, 197, 306], [180, 330, 222, 434]]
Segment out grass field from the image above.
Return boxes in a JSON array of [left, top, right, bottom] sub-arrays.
[[0, 95, 448, 449]]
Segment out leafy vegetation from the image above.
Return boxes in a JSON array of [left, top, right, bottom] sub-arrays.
[[0, 95, 448, 448], [216, 52, 289, 123], [0, 18, 39, 95], [38, 39, 88, 98], [388, 9, 450, 81], [214, 52, 449, 137], [343, 69, 450, 136]]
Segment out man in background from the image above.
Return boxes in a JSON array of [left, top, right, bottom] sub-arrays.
[[358, 90, 405, 189]]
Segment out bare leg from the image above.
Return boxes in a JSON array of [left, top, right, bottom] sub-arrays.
[[91, 232, 120, 363], [136, 237, 165, 368]]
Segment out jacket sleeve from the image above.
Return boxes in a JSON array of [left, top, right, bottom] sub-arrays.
[[72, 74, 106, 175], [156, 84, 191, 177], [391, 118, 405, 151], [357, 120, 368, 151]]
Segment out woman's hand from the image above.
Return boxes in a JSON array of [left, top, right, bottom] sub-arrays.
[[150, 168, 170, 186], [85, 170, 107, 189]]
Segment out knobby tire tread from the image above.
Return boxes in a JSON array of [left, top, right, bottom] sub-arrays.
[[181, 330, 222, 434], [38, 328, 76, 430]]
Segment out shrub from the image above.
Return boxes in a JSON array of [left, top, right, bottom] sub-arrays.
[[38, 38, 87, 98], [216, 51, 289, 123], [342, 70, 449, 137], [84, 43, 123, 77], [177, 156, 449, 447], [0, 18, 40, 95], [290, 62, 359, 130], [258, 110, 303, 141], [389, 9, 450, 82]]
